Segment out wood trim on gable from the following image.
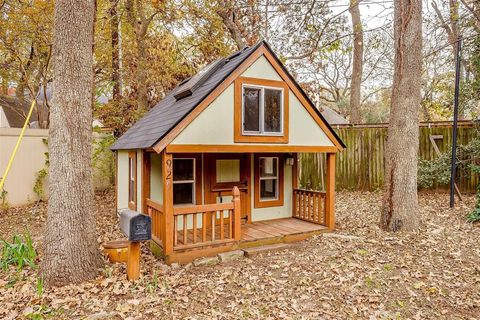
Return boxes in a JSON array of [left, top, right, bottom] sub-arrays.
[[153, 43, 344, 153], [234, 77, 289, 143], [166, 144, 338, 154]]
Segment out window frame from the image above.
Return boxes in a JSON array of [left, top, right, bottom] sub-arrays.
[[172, 154, 203, 206], [172, 157, 196, 206], [241, 84, 284, 136], [128, 151, 137, 210], [254, 154, 284, 208], [234, 77, 289, 144]]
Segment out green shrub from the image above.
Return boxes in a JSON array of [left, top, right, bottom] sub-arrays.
[[467, 207, 480, 222], [0, 233, 37, 271]]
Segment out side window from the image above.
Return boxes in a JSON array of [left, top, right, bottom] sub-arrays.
[[128, 151, 137, 210], [259, 157, 279, 200], [254, 154, 284, 208], [173, 158, 195, 205]]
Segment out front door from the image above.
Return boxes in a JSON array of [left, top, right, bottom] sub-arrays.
[[204, 154, 251, 223]]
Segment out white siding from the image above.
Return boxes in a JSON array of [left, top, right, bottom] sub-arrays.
[[241, 55, 283, 81], [150, 153, 163, 204], [117, 150, 129, 210]]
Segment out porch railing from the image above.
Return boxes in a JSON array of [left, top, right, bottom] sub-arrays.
[[293, 188, 326, 225], [146, 198, 165, 245], [146, 187, 242, 252]]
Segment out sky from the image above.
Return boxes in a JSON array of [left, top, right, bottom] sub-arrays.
[[332, 0, 394, 29]]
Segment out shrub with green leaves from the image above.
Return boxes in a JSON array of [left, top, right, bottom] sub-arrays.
[[0, 233, 37, 271]]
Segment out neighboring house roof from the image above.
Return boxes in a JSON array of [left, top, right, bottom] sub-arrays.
[[111, 41, 346, 151], [320, 106, 349, 125], [0, 95, 37, 128]]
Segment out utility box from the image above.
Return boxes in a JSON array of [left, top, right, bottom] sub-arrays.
[[119, 209, 151, 242]]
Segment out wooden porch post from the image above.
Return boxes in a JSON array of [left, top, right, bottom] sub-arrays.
[[292, 153, 298, 189], [232, 186, 241, 241], [325, 152, 336, 230], [162, 151, 174, 256]]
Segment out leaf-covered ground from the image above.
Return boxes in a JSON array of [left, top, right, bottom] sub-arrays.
[[0, 191, 479, 319]]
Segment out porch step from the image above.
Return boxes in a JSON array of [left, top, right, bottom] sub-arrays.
[[242, 243, 293, 257]]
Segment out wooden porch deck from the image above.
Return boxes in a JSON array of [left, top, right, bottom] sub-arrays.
[[241, 218, 327, 243], [173, 218, 327, 249]]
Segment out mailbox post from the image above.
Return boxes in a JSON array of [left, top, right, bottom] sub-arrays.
[[119, 209, 152, 281]]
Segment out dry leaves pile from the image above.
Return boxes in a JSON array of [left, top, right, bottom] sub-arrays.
[[0, 191, 479, 319]]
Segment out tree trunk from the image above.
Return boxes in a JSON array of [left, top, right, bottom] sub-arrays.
[[110, 0, 121, 100], [125, 0, 149, 113], [349, 0, 364, 123], [42, 0, 102, 286], [380, 0, 422, 231], [217, 1, 246, 50]]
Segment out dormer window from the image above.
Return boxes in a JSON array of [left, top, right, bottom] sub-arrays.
[[243, 86, 283, 134], [234, 77, 289, 143]]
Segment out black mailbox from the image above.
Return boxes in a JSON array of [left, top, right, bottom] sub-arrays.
[[119, 209, 152, 242]]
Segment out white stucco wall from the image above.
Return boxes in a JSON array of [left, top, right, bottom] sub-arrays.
[[242, 55, 283, 81], [171, 55, 334, 147], [150, 153, 163, 204]]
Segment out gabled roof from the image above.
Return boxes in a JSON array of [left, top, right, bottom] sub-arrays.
[[111, 41, 345, 151], [320, 106, 349, 125], [0, 95, 37, 128]]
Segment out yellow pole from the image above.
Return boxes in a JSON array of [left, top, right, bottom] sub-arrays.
[[0, 100, 37, 191]]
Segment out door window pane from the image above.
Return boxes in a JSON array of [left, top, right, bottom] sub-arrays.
[[173, 159, 194, 181], [216, 159, 240, 183], [243, 87, 260, 132], [173, 183, 194, 204], [264, 89, 282, 132]]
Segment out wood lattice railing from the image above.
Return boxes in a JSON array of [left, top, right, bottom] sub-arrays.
[[293, 188, 326, 225], [146, 187, 242, 252], [172, 187, 241, 251], [146, 198, 164, 246]]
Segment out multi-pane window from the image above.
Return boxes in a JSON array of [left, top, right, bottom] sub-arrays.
[[173, 158, 195, 205], [259, 157, 279, 201], [243, 85, 283, 135]]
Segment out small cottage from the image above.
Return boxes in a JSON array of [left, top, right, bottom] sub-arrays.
[[111, 41, 346, 263]]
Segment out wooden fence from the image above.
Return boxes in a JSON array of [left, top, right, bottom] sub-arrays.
[[299, 121, 479, 192]]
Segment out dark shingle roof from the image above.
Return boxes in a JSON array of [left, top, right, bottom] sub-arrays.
[[111, 43, 263, 150], [0, 95, 37, 128], [111, 41, 346, 150], [320, 106, 349, 125]]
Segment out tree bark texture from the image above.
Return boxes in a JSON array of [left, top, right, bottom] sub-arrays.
[[125, 0, 149, 113], [42, 0, 102, 286], [217, 1, 246, 50], [349, 0, 364, 123], [380, 0, 422, 231]]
